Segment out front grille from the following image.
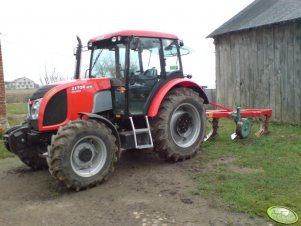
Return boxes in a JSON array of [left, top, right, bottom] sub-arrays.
[[43, 90, 67, 126]]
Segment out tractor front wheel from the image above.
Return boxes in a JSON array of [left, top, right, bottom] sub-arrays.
[[152, 88, 206, 161], [47, 119, 118, 191]]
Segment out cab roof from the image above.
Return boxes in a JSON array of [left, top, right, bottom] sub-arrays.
[[89, 30, 179, 43]]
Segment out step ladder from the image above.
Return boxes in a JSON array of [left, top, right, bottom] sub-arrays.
[[129, 116, 153, 149]]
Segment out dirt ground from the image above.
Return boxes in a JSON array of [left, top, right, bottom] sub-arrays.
[[0, 149, 272, 226]]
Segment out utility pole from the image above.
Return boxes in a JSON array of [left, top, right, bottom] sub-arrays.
[[0, 35, 9, 132]]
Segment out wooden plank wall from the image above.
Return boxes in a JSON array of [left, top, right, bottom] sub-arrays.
[[215, 20, 301, 124]]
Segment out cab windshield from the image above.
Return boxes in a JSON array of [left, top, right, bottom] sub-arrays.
[[90, 42, 126, 79]]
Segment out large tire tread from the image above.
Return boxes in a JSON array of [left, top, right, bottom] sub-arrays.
[[152, 88, 206, 162], [47, 119, 118, 191]]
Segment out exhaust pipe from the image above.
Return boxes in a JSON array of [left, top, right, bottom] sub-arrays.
[[74, 36, 82, 79]]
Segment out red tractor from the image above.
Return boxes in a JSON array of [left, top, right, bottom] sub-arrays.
[[4, 30, 208, 190]]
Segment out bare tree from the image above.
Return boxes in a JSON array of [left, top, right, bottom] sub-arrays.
[[40, 66, 66, 85], [93, 54, 116, 77]]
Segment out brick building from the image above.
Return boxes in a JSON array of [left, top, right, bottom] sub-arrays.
[[0, 40, 9, 130]]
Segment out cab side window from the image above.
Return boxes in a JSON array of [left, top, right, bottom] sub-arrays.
[[162, 39, 181, 74]]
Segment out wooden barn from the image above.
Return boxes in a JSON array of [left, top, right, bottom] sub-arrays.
[[208, 0, 301, 124]]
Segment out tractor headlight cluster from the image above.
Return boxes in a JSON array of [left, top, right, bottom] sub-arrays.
[[30, 98, 42, 120]]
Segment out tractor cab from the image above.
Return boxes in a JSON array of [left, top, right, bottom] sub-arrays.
[[85, 31, 186, 116]]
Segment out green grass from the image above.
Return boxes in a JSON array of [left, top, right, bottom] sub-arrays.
[[7, 102, 27, 115], [0, 103, 28, 158], [7, 102, 27, 127], [0, 141, 14, 158], [194, 119, 301, 225]]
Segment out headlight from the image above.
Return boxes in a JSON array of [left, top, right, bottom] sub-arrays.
[[31, 98, 42, 120]]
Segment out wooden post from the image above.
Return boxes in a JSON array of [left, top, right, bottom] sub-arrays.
[[0, 39, 9, 131]]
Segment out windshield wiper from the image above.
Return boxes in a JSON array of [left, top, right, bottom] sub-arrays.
[[91, 49, 103, 70]]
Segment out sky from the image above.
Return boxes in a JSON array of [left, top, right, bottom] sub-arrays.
[[0, 0, 254, 88]]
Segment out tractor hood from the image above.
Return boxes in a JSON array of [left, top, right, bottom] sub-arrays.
[[30, 84, 58, 100], [28, 78, 112, 132], [30, 78, 111, 101]]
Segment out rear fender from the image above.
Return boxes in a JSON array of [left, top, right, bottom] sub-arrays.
[[147, 79, 208, 117]]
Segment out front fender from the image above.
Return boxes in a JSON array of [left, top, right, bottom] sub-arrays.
[[78, 112, 121, 154], [147, 79, 208, 117]]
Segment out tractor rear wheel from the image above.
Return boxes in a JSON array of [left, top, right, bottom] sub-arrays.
[[47, 119, 118, 191], [152, 88, 206, 161]]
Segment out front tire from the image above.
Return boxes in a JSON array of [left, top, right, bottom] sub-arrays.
[[152, 88, 206, 161], [47, 119, 118, 191]]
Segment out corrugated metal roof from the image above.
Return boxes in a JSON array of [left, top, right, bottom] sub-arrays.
[[208, 0, 301, 38]]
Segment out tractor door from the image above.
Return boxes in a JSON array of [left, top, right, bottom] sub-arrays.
[[127, 37, 163, 115], [127, 37, 183, 115]]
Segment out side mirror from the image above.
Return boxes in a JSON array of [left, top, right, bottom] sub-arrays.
[[130, 37, 143, 51], [178, 40, 184, 47]]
